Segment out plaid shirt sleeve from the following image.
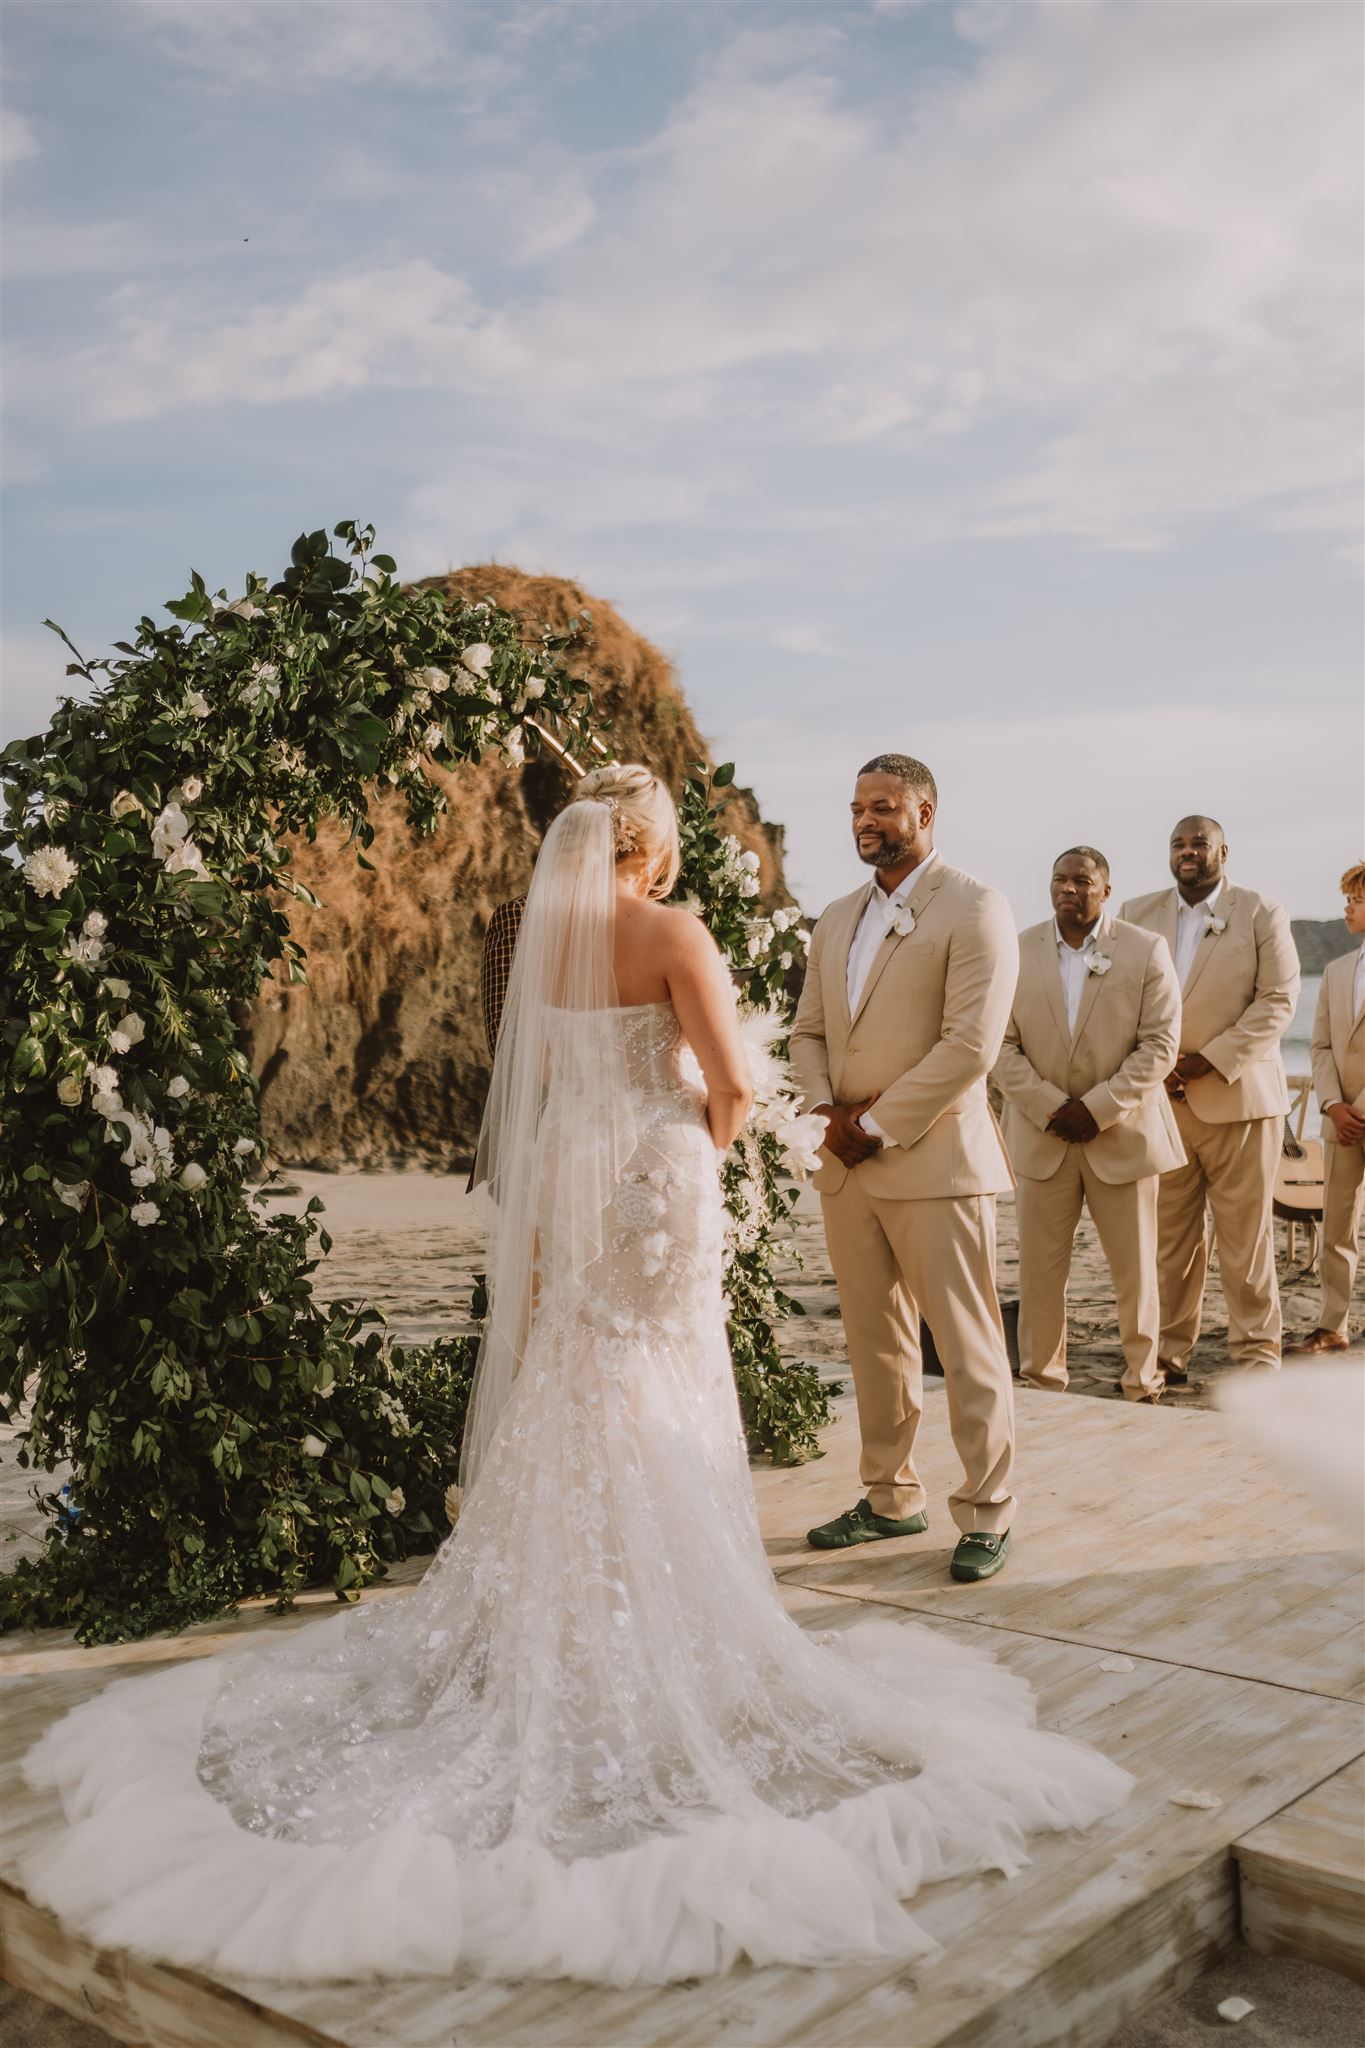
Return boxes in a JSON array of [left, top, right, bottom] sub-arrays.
[[480, 897, 527, 1054]]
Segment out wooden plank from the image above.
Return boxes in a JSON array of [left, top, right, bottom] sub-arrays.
[[5, 1394, 1363, 2048], [0, 1881, 345, 2048], [1235, 1756, 1365, 1984], [772, 1402, 1365, 1701]]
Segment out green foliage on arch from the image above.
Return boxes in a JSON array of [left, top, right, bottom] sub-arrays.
[[0, 524, 830, 1644]]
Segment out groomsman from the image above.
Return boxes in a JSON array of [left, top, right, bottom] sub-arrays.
[[1121, 818, 1299, 1380], [791, 755, 1019, 1583], [1286, 861, 1365, 1353], [995, 849, 1184, 1401]]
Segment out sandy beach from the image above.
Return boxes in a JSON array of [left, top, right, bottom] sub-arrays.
[[1, 1162, 1332, 1572]]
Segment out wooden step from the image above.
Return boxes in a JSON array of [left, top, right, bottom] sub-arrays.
[[4, 1397, 1362, 2047], [1235, 1756, 1365, 1984]]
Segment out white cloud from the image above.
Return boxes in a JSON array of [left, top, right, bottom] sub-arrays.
[[1, 105, 37, 165], [15, 3, 1358, 558], [140, 1, 458, 90]]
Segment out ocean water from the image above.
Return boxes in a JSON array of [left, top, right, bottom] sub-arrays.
[[1282, 973, 1321, 1080]]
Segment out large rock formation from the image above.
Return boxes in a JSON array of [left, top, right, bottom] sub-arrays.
[[1291, 918, 1355, 976], [243, 566, 789, 1169]]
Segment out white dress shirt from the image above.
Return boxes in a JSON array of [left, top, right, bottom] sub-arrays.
[[1174, 878, 1223, 989], [1054, 920, 1100, 1037], [841, 851, 938, 1149]]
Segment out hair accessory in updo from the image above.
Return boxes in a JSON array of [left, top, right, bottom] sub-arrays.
[[571, 763, 679, 896], [592, 792, 640, 856]]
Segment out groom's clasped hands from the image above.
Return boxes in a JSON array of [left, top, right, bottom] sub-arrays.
[[818, 1096, 883, 1168]]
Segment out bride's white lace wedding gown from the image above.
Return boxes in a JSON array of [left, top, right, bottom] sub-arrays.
[[23, 996, 1130, 1988]]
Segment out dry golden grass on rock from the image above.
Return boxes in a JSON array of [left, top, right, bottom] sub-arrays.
[[243, 565, 791, 1168]]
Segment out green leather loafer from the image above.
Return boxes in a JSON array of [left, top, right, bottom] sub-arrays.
[[806, 1498, 929, 1549], [949, 1529, 1011, 1582]]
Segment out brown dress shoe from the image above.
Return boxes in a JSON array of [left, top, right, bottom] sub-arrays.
[[1284, 1328, 1350, 1355]]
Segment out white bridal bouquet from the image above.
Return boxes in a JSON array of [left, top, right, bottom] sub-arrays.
[[734, 1006, 826, 1180]]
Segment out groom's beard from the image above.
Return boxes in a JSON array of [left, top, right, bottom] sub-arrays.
[[858, 835, 912, 870]]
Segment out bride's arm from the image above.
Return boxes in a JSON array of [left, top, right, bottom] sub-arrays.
[[665, 913, 754, 1149]]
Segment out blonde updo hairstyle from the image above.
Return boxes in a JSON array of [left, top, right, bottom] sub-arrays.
[[572, 763, 681, 900]]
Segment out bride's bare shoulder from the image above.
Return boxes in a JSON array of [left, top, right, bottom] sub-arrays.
[[651, 900, 718, 952]]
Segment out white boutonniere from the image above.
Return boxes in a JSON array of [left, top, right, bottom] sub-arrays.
[[890, 904, 916, 937], [1205, 914, 1227, 937], [1087, 953, 1113, 977]]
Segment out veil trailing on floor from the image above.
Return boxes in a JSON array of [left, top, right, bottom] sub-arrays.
[[464, 797, 638, 1493]]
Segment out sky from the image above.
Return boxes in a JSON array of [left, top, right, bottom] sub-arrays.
[[3, 0, 1362, 924]]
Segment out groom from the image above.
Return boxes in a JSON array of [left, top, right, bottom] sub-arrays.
[[790, 756, 1019, 1583]]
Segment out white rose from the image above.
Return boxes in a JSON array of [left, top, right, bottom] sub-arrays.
[[163, 838, 207, 876], [150, 803, 189, 859], [177, 776, 203, 804], [741, 874, 761, 898], [87, 1061, 119, 1091], [233, 1136, 256, 1156], [21, 846, 79, 899], [129, 1200, 160, 1227], [167, 1074, 190, 1098], [384, 1487, 406, 1516], [53, 1179, 90, 1211], [82, 910, 108, 939], [1087, 954, 1113, 977], [423, 723, 444, 750], [110, 1012, 145, 1052], [186, 691, 210, 719], [420, 666, 450, 693], [239, 680, 262, 708], [300, 1434, 327, 1459], [111, 789, 142, 818], [747, 933, 765, 960], [460, 642, 494, 679], [65, 934, 103, 965], [56, 1074, 83, 1105], [780, 952, 794, 970], [179, 1161, 207, 1191], [523, 673, 546, 700], [504, 727, 525, 767], [739, 850, 761, 873], [129, 1163, 156, 1188]]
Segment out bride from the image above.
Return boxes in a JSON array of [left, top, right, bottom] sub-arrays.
[[22, 765, 1130, 1988]]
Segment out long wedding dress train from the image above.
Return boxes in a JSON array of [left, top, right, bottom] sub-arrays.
[[22, 998, 1131, 1987]]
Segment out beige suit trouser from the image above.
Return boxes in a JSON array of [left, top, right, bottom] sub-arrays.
[[820, 1180, 1016, 1534], [1319, 1138, 1365, 1335], [1016, 1152, 1164, 1400], [1158, 1100, 1281, 1371]]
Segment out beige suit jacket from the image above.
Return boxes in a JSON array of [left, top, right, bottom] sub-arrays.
[[1312, 949, 1365, 1140], [790, 859, 1017, 1199], [1118, 884, 1298, 1124], [994, 916, 1185, 1185]]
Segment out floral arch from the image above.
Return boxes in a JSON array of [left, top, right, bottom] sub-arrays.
[[1, 524, 828, 1643]]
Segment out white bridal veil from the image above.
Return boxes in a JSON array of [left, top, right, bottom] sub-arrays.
[[463, 798, 639, 1492]]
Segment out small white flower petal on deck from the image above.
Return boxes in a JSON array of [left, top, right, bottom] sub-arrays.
[[1216, 1996, 1255, 2022], [1098, 1655, 1135, 1672], [1169, 1788, 1222, 1810]]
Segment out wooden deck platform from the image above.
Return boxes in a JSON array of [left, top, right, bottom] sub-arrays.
[[3, 1385, 1362, 2048]]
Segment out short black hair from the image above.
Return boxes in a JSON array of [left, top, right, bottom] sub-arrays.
[[1054, 845, 1110, 879], [1172, 814, 1224, 841], [858, 754, 937, 805]]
